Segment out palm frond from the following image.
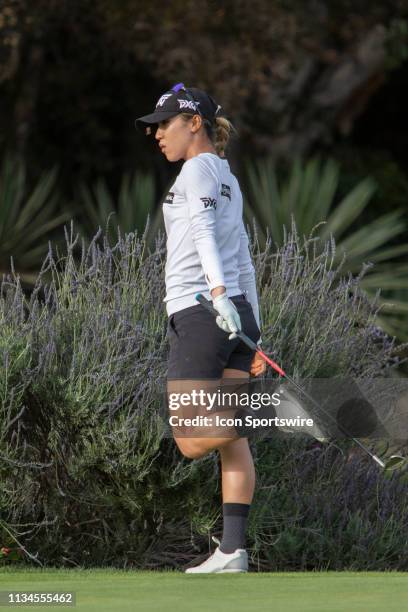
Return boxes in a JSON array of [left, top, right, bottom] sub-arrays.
[[243, 155, 408, 340], [0, 155, 70, 278], [76, 169, 163, 247]]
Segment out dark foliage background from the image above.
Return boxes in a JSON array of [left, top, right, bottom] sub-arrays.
[[1, 0, 408, 193]]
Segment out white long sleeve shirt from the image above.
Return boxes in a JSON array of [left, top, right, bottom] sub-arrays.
[[162, 152, 261, 341]]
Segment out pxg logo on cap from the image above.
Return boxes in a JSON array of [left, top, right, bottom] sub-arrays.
[[135, 83, 221, 134]]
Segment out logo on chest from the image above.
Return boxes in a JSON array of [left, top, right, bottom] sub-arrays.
[[200, 197, 217, 210], [221, 184, 231, 200], [164, 191, 175, 205]]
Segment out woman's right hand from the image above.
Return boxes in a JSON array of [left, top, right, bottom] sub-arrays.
[[212, 293, 242, 340], [250, 351, 266, 376]]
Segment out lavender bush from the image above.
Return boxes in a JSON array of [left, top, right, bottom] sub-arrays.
[[0, 219, 407, 570], [252, 219, 404, 379]]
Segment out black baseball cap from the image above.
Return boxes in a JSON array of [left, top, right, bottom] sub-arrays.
[[135, 83, 222, 133]]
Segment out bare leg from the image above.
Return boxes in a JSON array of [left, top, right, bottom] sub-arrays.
[[219, 436, 255, 503], [166, 369, 250, 459], [168, 368, 255, 558], [219, 369, 255, 504]]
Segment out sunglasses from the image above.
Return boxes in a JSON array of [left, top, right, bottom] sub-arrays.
[[145, 83, 213, 135], [171, 82, 212, 127]]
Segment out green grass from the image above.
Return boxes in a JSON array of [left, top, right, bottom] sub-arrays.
[[0, 569, 407, 612]]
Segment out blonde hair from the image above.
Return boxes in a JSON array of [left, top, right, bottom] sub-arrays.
[[180, 113, 237, 157], [213, 116, 237, 157]]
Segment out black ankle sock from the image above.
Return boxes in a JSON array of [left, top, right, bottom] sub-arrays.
[[219, 502, 250, 553]]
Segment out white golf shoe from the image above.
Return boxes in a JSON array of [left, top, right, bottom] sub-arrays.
[[185, 537, 248, 574]]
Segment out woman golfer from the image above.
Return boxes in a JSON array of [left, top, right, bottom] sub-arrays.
[[136, 83, 265, 573]]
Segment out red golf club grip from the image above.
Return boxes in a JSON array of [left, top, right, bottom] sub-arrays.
[[253, 346, 286, 377], [195, 293, 286, 377]]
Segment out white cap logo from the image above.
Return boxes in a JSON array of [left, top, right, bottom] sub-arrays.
[[178, 99, 200, 111], [156, 93, 172, 108]]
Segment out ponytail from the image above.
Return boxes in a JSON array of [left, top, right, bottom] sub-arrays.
[[213, 116, 237, 157], [180, 112, 237, 157]]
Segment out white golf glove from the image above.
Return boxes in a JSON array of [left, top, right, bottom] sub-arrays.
[[212, 293, 242, 340]]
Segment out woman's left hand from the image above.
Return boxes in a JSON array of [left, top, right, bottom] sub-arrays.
[[250, 351, 266, 377]]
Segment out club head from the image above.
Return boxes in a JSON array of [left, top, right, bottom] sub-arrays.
[[383, 455, 406, 471], [276, 384, 328, 442]]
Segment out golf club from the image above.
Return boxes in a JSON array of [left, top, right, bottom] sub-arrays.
[[195, 293, 405, 471]]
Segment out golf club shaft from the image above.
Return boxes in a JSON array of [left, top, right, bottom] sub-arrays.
[[195, 293, 386, 469]]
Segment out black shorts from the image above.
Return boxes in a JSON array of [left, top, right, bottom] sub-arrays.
[[166, 294, 261, 380]]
